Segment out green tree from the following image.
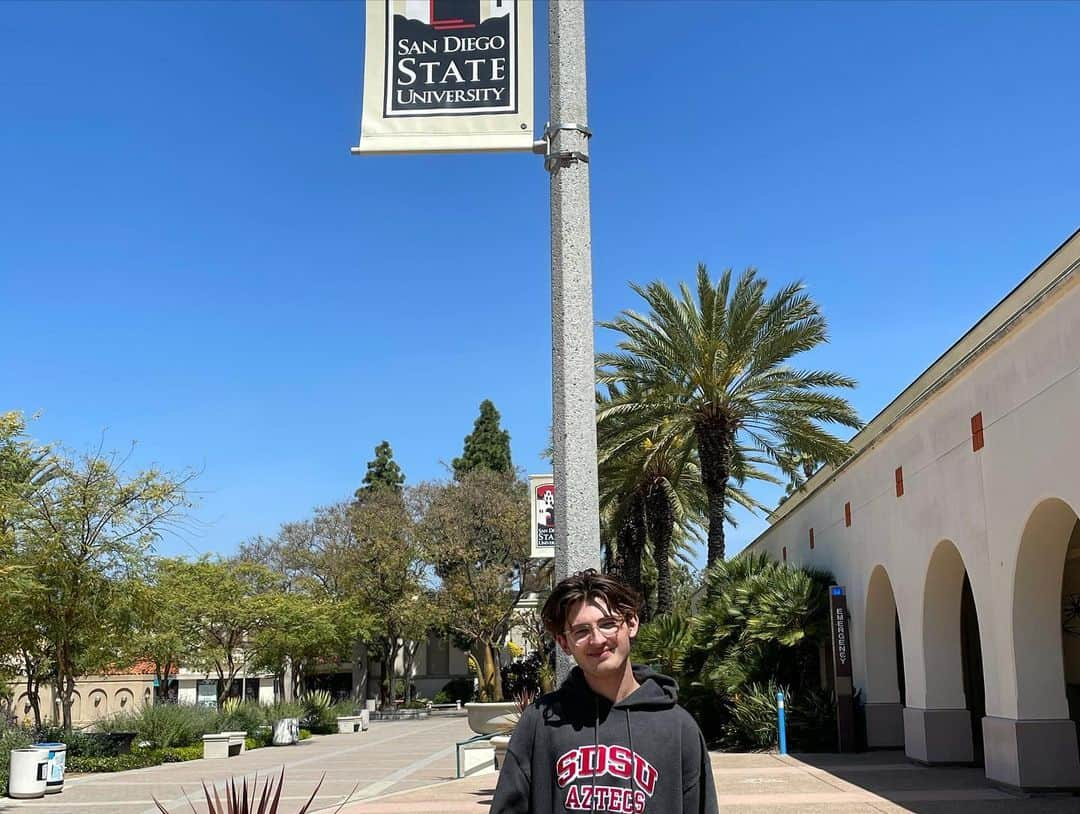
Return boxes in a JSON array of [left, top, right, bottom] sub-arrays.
[[248, 591, 348, 698], [598, 265, 862, 566], [419, 469, 532, 702], [452, 400, 512, 478], [130, 565, 188, 703], [345, 487, 429, 706], [156, 557, 275, 705], [355, 441, 405, 500], [10, 446, 193, 728], [597, 387, 768, 616]]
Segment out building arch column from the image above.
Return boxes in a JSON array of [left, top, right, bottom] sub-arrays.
[[903, 539, 985, 764], [982, 498, 1080, 791], [863, 565, 905, 748]]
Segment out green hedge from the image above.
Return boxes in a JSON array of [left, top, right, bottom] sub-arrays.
[[67, 744, 202, 773], [0, 727, 33, 796]]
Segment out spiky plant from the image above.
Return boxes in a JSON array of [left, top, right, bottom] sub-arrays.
[[152, 769, 339, 814]]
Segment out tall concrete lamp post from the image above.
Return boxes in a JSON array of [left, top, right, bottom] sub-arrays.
[[541, 0, 602, 680]]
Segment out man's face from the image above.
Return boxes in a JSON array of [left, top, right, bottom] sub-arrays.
[[556, 597, 639, 681]]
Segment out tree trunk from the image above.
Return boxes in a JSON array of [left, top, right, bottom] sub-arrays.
[[473, 642, 502, 702], [22, 657, 42, 728], [617, 495, 647, 608], [645, 481, 675, 616], [351, 641, 369, 704], [402, 641, 419, 703], [61, 674, 75, 730], [695, 416, 731, 567]]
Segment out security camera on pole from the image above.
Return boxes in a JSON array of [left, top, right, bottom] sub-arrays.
[[353, 0, 602, 681]]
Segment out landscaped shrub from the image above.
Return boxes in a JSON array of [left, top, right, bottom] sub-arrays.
[[98, 702, 218, 749], [0, 726, 32, 796], [721, 682, 780, 750], [632, 555, 837, 750], [216, 699, 267, 739], [437, 677, 474, 705], [500, 650, 548, 699], [67, 744, 202, 773], [299, 691, 336, 734]]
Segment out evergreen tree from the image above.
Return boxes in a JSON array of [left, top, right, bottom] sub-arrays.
[[452, 400, 513, 478], [355, 441, 405, 500]]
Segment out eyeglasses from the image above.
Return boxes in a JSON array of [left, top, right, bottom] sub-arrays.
[[565, 617, 625, 645]]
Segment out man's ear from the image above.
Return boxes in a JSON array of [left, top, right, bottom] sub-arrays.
[[626, 614, 640, 639], [555, 633, 571, 656]]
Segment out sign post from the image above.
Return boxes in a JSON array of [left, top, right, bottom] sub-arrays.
[[829, 585, 858, 752], [543, 0, 602, 681], [353, 1, 602, 683]]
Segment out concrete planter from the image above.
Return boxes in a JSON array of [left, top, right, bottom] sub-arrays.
[[465, 702, 518, 735], [491, 734, 511, 769], [271, 718, 299, 746]]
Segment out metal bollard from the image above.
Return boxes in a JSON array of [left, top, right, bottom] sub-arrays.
[[777, 691, 788, 755]]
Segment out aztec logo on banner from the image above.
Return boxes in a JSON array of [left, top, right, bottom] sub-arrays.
[[354, 0, 535, 155], [530, 474, 554, 559]]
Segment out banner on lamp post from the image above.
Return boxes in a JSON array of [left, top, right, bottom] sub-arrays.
[[530, 474, 554, 559], [353, 0, 535, 155]]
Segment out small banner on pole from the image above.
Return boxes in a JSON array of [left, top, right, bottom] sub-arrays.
[[353, 0, 535, 155], [530, 474, 555, 559]]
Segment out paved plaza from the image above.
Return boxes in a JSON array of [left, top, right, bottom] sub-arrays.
[[339, 749, 1080, 814], [4, 720, 1079, 813], [0, 717, 474, 814]]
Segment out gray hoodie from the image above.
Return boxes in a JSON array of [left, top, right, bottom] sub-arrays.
[[489, 665, 718, 813]]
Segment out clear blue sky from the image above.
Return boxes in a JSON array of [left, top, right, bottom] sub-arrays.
[[2, 1, 1077, 564]]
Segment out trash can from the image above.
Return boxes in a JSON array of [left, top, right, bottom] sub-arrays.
[[8, 747, 49, 799], [32, 742, 67, 794]]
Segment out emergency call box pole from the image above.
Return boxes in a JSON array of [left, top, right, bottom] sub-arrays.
[[829, 585, 858, 752]]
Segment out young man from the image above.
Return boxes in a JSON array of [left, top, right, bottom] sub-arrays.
[[490, 570, 718, 814]]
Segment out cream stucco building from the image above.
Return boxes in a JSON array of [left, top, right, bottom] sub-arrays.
[[746, 228, 1080, 790]]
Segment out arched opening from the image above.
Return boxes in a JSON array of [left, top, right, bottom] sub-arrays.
[[1062, 517, 1080, 741], [987, 497, 1080, 790], [960, 573, 985, 762], [864, 566, 906, 748], [1012, 499, 1080, 722], [920, 539, 985, 764]]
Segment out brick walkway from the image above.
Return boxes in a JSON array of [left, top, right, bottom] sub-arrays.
[[0, 717, 474, 814], [4, 721, 1078, 813], [339, 750, 1080, 813]]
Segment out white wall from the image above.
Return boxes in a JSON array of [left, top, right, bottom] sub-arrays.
[[746, 236, 1080, 725]]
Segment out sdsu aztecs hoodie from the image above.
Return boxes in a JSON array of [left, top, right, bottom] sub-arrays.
[[489, 665, 718, 813]]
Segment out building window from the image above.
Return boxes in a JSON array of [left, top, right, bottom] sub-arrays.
[[971, 412, 985, 452], [895, 466, 904, 498]]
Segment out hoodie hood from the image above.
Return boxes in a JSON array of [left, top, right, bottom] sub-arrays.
[[545, 664, 677, 727]]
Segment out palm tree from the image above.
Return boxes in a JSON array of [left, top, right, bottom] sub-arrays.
[[598, 386, 769, 615], [597, 265, 863, 566]]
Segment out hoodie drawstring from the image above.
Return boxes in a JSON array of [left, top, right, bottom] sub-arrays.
[[592, 696, 599, 813]]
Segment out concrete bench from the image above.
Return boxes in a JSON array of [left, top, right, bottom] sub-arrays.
[[336, 711, 370, 733], [203, 732, 245, 759], [221, 731, 247, 753]]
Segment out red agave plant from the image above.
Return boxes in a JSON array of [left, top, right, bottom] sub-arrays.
[[153, 769, 355, 814]]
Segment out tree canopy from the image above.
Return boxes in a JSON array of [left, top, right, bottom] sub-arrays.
[[452, 400, 513, 478]]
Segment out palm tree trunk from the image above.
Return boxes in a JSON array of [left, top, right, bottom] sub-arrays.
[[616, 495, 647, 607], [695, 417, 731, 567], [645, 483, 675, 616]]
